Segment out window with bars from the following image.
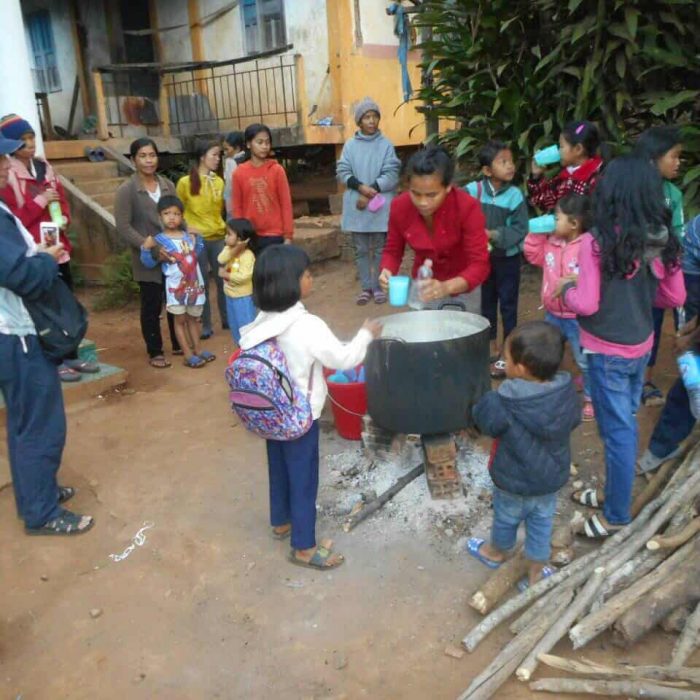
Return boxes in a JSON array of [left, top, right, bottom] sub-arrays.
[[242, 0, 286, 55], [26, 10, 61, 94]]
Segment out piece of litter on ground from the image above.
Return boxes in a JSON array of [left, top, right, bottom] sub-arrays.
[[572, 480, 584, 490], [89, 608, 103, 619], [570, 463, 579, 476], [246, 562, 256, 571], [284, 579, 305, 589], [333, 651, 348, 670], [444, 644, 465, 659], [417, 565, 425, 571], [108, 521, 155, 563], [40, 574, 48, 582]]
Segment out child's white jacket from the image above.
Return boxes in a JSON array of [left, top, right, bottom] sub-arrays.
[[239, 302, 373, 419]]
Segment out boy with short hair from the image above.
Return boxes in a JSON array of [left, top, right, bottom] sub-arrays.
[[465, 141, 528, 378], [468, 320, 581, 587], [337, 97, 401, 305], [141, 195, 215, 368]]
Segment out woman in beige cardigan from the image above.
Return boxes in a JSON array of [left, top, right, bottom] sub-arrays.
[[114, 138, 180, 367]]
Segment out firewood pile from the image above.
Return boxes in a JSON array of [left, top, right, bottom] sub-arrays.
[[457, 440, 700, 700]]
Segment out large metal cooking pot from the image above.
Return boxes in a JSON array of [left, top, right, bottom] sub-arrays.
[[365, 310, 490, 435]]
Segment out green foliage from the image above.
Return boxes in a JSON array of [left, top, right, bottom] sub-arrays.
[[93, 250, 139, 311], [417, 0, 700, 209]]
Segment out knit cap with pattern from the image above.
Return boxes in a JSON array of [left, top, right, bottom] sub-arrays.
[[353, 98, 381, 125], [0, 114, 34, 140]]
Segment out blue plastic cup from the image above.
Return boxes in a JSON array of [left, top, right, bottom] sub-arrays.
[[534, 144, 561, 167], [388, 275, 410, 306], [529, 214, 556, 234]]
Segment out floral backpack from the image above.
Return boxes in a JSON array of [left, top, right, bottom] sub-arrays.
[[225, 339, 313, 441]]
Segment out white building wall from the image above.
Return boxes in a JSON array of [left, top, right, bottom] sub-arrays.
[[359, 0, 399, 46], [155, 0, 192, 64], [21, 0, 84, 134]]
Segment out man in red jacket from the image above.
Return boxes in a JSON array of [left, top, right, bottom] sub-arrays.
[[379, 147, 490, 312]]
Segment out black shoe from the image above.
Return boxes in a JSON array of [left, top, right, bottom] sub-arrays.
[[200, 331, 213, 340], [222, 323, 230, 331]]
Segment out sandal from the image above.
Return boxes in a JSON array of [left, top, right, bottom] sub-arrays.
[[26, 509, 94, 536], [58, 486, 75, 504], [172, 348, 184, 356], [570, 488, 603, 509], [577, 513, 622, 540], [58, 364, 82, 382], [200, 331, 213, 340], [373, 290, 387, 305], [184, 355, 206, 369], [288, 539, 345, 570], [642, 382, 664, 406], [516, 565, 555, 593], [198, 350, 216, 363], [63, 359, 100, 374], [465, 537, 503, 569], [149, 355, 171, 369], [272, 524, 291, 540], [356, 290, 372, 306]]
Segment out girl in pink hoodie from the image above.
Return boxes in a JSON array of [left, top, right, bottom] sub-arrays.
[[524, 194, 593, 420]]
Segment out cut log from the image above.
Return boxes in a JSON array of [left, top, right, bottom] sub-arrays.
[[342, 463, 424, 532], [613, 539, 700, 647], [663, 605, 694, 633], [648, 517, 700, 551], [529, 677, 700, 698], [510, 586, 563, 635], [538, 653, 700, 684], [456, 589, 573, 700], [569, 538, 698, 649], [516, 567, 606, 682], [672, 600, 700, 668], [469, 549, 528, 615], [631, 450, 685, 518]]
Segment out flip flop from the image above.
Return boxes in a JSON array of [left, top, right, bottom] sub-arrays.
[[63, 358, 100, 374], [516, 565, 555, 592], [58, 486, 75, 504], [149, 355, 171, 369], [465, 537, 503, 569], [570, 488, 602, 509], [577, 513, 623, 540], [198, 350, 216, 363], [58, 364, 82, 382], [272, 525, 291, 540], [184, 355, 206, 368], [288, 539, 344, 570]]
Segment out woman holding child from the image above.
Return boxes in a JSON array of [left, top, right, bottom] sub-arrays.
[[115, 138, 180, 368], [378, 147, 490, 312]]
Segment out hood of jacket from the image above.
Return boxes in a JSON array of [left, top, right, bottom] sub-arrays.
[[239, 302, 306, 349], [497, 371, 578, 440], [353, 129, 384, 143]]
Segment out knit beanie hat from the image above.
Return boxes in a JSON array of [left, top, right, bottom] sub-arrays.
[[0, 114, 35, 141], [354, 98, 381, 125]]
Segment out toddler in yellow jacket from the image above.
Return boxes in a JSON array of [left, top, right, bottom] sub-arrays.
[[218, 218, 257, 344]]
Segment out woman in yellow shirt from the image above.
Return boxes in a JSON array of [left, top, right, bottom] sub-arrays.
[[176, 140, 227, 338]]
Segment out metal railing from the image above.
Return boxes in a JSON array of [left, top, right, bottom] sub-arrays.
[[94, 46, 299, 140]]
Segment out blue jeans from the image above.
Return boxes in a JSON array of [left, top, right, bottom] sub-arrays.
[[352, 231, 386, 292], [266, 421, 319, 551], [0, 334, 65, 528], [225, 295, 257, 344], [545, 312, 590, 398], [199, 238, 228, 335], [481, 254, 521, 341], [649, 377, 696, 459], [587, 352, 648, 525], [491, 486, 557, 562]]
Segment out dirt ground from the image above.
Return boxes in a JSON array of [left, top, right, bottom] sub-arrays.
[[0, 260, 690, 700]]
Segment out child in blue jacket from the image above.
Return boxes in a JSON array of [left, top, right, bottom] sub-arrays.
[[468, 321, 581, 588], [466, 141, 528, 378]]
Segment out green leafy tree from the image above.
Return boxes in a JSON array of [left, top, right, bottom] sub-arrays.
[[417, 0, 700, 207]]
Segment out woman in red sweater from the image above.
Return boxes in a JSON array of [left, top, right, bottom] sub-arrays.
[[232, 123, 293, 251], [379, 147, 490, 312]]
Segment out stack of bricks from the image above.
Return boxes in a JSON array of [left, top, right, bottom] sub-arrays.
[[421, 434, 462, 500], [361, 415, 406, 462]]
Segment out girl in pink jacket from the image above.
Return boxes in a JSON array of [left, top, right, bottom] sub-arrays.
[[557, 157, 685, 540], [524, 194, 593, 420]]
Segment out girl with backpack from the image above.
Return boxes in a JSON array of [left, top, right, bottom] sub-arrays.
[[237, 245, 380, 569], [557, 156, 685, 539]]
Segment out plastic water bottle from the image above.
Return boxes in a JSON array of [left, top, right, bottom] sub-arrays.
[[678, 351, 700, 419], [409, 259, 433, 310]]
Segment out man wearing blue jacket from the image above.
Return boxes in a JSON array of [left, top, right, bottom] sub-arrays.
[[0, 136, 93, 535]]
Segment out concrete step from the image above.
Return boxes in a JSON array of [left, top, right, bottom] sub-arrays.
[[77, 177, 127, 196], [55, 160, 119, 181], [92, 192, 116, 208], [293, 226, 340, 263]]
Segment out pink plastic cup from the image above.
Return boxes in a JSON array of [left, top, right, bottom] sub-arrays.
[[367, 194, 386, 213]]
